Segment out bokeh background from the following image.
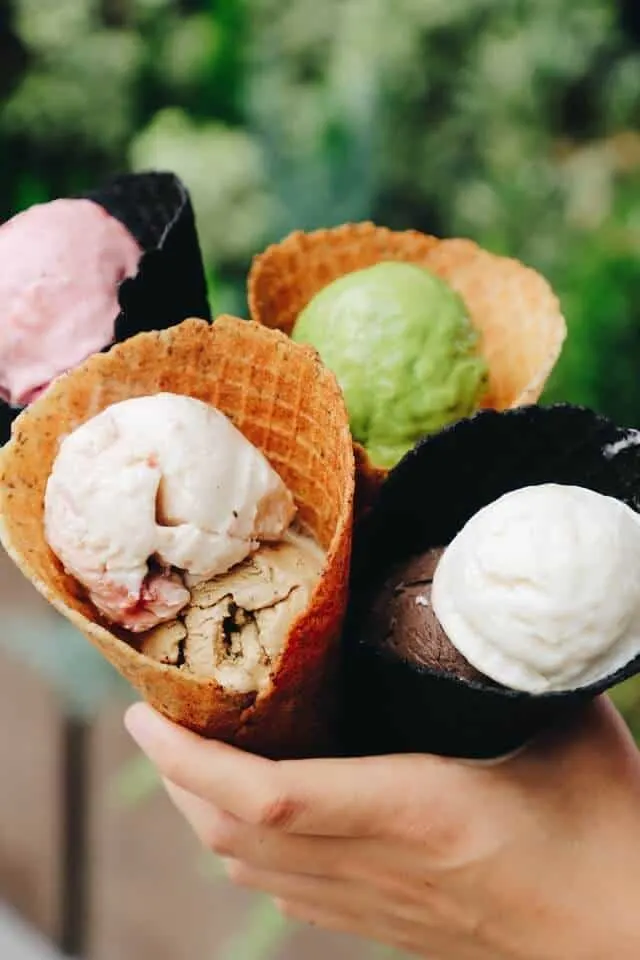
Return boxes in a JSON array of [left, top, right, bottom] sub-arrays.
[[1, 0, 640, 958]]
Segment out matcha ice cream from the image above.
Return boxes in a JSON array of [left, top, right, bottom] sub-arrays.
[[291, 261, 488, 468]]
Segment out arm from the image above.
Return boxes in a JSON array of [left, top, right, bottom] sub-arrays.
[[125, 697, 640, 959]]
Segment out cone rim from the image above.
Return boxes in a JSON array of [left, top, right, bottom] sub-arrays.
[[0, 316, 355, 699]]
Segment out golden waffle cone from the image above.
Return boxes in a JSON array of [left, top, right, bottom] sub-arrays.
[[248, 222, 567, 508], [0, 316, 354, 758]]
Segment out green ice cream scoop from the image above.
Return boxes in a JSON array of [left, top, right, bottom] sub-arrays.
[[291, 261, 489, 468]]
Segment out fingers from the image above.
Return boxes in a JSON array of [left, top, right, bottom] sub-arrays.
[[223, 860, 357, 909], [163, 779, 365, 879], [273, 894, 436, 958], [221, 861, 427, 951], [125, 702, 456, 838], [273, 900, 417, 957], [125, 704, 276, 820]]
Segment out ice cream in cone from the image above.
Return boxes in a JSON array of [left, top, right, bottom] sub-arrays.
[[345, 405, 640, 760], [248, 222, 566, 501], [0, 172, 210, 446], [0, 316, 354, 758]]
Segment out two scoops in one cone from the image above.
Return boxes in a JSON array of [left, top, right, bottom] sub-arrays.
[[0, 317, 354, 759], [345, 404, 640, 759]]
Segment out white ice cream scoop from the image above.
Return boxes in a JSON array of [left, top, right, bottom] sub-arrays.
[[44, 393, 296, 631], [431, 483, 640, 693]]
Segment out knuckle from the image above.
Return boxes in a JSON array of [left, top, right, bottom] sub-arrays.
[[333, 853, 365, 882], [426, 813, 469, 859], [276, 899, 310, 923], [225, 858, 254, 888], [254, 789, 303, 830], [392, 799, 463, 857], [202, 816, 239, 858]]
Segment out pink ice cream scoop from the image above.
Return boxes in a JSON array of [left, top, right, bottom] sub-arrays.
[[44, 393, 297, 633], [0, 198, 141, 407]]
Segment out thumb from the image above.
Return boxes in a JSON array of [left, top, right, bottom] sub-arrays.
[[124, 702, 458, 837]]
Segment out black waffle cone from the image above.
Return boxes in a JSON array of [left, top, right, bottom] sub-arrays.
[[344, 404, 640, 759], [0, 171, 210, 445], [84, 171, 210, 341]]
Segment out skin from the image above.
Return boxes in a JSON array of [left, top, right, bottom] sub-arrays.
[[125, 697, 640, 959]]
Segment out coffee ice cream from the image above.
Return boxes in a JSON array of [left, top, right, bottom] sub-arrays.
[[139, 531, 324, 693]]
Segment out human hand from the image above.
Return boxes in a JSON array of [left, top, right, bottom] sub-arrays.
[[125, 697, 640, 959]]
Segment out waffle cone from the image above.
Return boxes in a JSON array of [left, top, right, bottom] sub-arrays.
[[0, 317, 354, 758], [249, 223, 566, 493]]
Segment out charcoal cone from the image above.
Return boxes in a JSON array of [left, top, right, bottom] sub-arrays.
[[344, 404, 640, 759], [1, 171, 210, 446]]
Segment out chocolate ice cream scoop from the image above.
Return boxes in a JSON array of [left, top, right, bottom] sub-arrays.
[[344, 405, 640, 760], [365, 548, 487, 683]]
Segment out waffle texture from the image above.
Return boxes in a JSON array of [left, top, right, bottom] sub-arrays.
[[0, 317, 354, 757], [248, 221, 566, 415]]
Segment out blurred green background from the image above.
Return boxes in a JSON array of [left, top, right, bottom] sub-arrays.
[[2, 1, 640, 956], [3, 0, 640, 424]]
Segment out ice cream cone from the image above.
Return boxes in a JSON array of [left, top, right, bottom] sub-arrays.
[[345, 404, 640, 760], [352, 441, 386, 521], [85, 171, 211, 342], [0, 171, 210, 446], [248, 222, 566, 499], [0, 317, 354, 759]]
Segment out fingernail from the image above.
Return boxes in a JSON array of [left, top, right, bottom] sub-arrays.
[[124, 701, 163, 748]]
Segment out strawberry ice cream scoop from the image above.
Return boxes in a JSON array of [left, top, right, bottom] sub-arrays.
[[44, 393, 297, 632], [0, 198, 141, 407]]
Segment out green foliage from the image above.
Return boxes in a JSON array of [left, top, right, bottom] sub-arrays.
[[129, 108, 275, 265], [3, 0, 640, 414], [543, 162, 640, 424]]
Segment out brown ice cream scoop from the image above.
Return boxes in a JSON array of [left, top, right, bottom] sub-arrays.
[[366, 548, 488, 683], [138, 531, 324, 693], [0, 316, 355, 758]]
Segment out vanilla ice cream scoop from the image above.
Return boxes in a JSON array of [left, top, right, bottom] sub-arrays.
[[431, 484, 640, 693], [44, 393, 296, 631]]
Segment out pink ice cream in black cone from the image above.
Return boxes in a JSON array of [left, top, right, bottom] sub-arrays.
[[0, 172, 210, 444]]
